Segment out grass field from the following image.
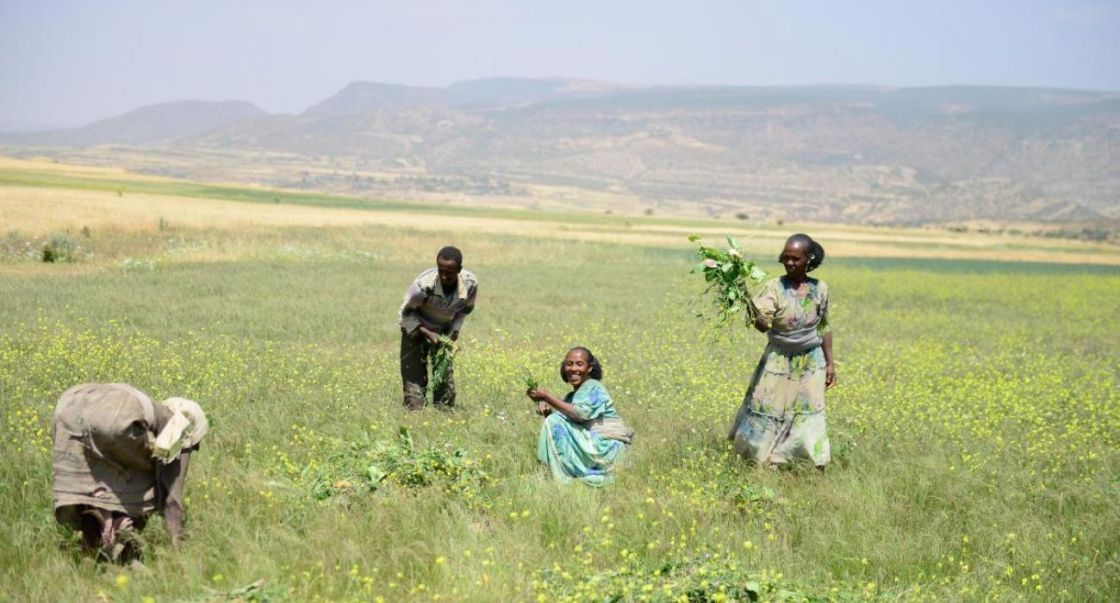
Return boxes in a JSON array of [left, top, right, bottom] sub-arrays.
[[1, 158, 1118, 601]]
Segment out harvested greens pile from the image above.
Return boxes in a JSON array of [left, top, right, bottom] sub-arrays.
[[689, 234, 768, 328], [304, 427, 489, 505]]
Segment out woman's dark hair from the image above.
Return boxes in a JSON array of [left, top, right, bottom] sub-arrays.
[[560, 346, 603, 382], [784, 233, 826, 272]]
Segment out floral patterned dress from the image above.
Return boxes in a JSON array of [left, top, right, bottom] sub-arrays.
[[536, 379, 628, 487], [729, 276, 832, 466]]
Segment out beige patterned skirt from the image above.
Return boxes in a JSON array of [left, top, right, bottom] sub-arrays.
[[729, 345, 831, 467]]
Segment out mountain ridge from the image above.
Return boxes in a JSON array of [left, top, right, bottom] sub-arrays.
[[1, 100, 266, 146], [2, 79, 1117, 226]]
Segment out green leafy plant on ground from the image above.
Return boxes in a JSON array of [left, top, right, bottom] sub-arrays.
[[533, 548, 863, 602], [185, 578, 283, 603], [300, 427, 490, 507]]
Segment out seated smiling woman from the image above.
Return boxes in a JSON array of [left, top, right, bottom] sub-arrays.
[[526, 347, 634, 487]]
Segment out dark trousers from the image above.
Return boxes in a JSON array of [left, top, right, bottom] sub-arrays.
[[400, 330, 456, 410]]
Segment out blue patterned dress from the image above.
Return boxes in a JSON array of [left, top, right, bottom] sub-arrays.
[[536, 379, 628, 487]]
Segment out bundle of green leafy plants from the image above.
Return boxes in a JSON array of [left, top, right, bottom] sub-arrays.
[[688, 234, 768, 328], [428, 335, 458, 403], [522, 372, 539, 391]]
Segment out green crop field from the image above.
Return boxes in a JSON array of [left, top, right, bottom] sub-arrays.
[[1, 161, 1118, 601]]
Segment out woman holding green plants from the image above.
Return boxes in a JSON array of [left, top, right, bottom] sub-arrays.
[[527, 347, 633, 486], [729, 234, 834, 468]]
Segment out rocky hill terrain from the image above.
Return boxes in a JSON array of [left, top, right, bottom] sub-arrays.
[[3, 79, 1117, 226], [1, 100, 265, 146]]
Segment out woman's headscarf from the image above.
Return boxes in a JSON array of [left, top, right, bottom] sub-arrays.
[[152, 397, 209, 463]]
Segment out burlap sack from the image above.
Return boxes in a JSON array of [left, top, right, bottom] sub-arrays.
[[52, 384, 160, 523]]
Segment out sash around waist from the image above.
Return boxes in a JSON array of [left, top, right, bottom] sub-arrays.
[[767, 325, 822, 354], [588, 417, 634, 445]]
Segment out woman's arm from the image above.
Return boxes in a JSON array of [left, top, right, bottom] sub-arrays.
[[157, 450, 191, 547], [527, 388, 584, 421], [822, 331, 836, 389], [415, 325, 440, 344], [750, 281, 778, 333]]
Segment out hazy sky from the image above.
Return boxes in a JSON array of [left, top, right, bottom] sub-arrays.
[[2, 0, 1118, 128]]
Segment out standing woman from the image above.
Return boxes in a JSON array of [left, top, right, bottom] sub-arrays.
[[729, 234, 835, 468]]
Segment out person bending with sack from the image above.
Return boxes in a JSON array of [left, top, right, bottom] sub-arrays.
[[51, 383, 209, 561]]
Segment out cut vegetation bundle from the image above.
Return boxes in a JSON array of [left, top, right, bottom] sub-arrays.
[[688, 234, 768, 328], [429, 335, 457, 404]]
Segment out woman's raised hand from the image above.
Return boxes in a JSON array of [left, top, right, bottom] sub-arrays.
[[527, 389, 553, 416], [752, 314, 772, 333]]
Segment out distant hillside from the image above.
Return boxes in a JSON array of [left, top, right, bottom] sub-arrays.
[[4, 80, 1119, 225], [0, 100, 265, 146], [304, 83, 445, 115], [304, 78, 592, 116]]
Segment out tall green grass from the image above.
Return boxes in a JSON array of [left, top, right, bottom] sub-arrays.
[[1, 224, 1117, 601]]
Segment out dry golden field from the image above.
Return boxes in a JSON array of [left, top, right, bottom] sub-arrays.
[[2, 156, 1117, 269]]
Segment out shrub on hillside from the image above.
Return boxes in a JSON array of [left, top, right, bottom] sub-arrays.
[[41, 234, 78, 263]]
